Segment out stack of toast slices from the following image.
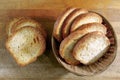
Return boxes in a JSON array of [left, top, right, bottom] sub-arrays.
[[6, 17, 46, 66], [53, 8, 110, 65]]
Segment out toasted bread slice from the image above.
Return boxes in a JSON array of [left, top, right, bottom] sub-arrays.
[[62, 8, 88, 39], [73, 32, 110, 65], [10, 18, 47, 39], [53, 8, 76, 42], [59, 24, 106, 65], [70, 12, 102, 32], [6, 17, 25, 36], [6, 26, 46, 66], [77, 23, 107, 34]]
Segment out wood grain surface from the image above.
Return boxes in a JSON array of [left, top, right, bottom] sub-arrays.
[[0, 0, 119, 80]]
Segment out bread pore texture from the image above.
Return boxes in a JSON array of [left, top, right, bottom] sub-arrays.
[[73, 32, 110, 65], [6, 26, 46, 66]]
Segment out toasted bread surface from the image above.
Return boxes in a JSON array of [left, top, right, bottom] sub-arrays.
[[53, 8, 76, 42], [73, 32, 110, 65], [59, 24, 106, 65], [70, 12, 102, 32], [6, 17, 25, 36], [10, 18, 47, 39], [6, 26, 46, 66], [62, 8, 88, 38], [77, 23, 107, 34]]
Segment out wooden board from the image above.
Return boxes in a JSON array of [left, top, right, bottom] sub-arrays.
[[0, 0, 119, 80]]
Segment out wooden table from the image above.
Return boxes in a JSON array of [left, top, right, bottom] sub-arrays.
[[0, 0, 119, 80]]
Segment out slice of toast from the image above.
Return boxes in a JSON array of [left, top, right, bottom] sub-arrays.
[[9, 17, 47, 39], [59, 23, 106, 65], [6, 26, 46, 66], [70, 12, 102, 32], [6, 17, 25, 36], [62, 8, 88, 39], [53, 8, 76, 42], [77, 23, 107, 34], [73, 32, 110, 65]]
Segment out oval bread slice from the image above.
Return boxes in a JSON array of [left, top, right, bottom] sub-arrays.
[[6, 17, 25, 36], [77, 23, 107, 34], [11, 18, 47, 39], [62, 8, 88, 39], [53, 8, 76, 42], [70, 12, 102, 32], [59, 23, 106, 65], [6, 26, 46, 66], [73, 32, 110, 65]]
